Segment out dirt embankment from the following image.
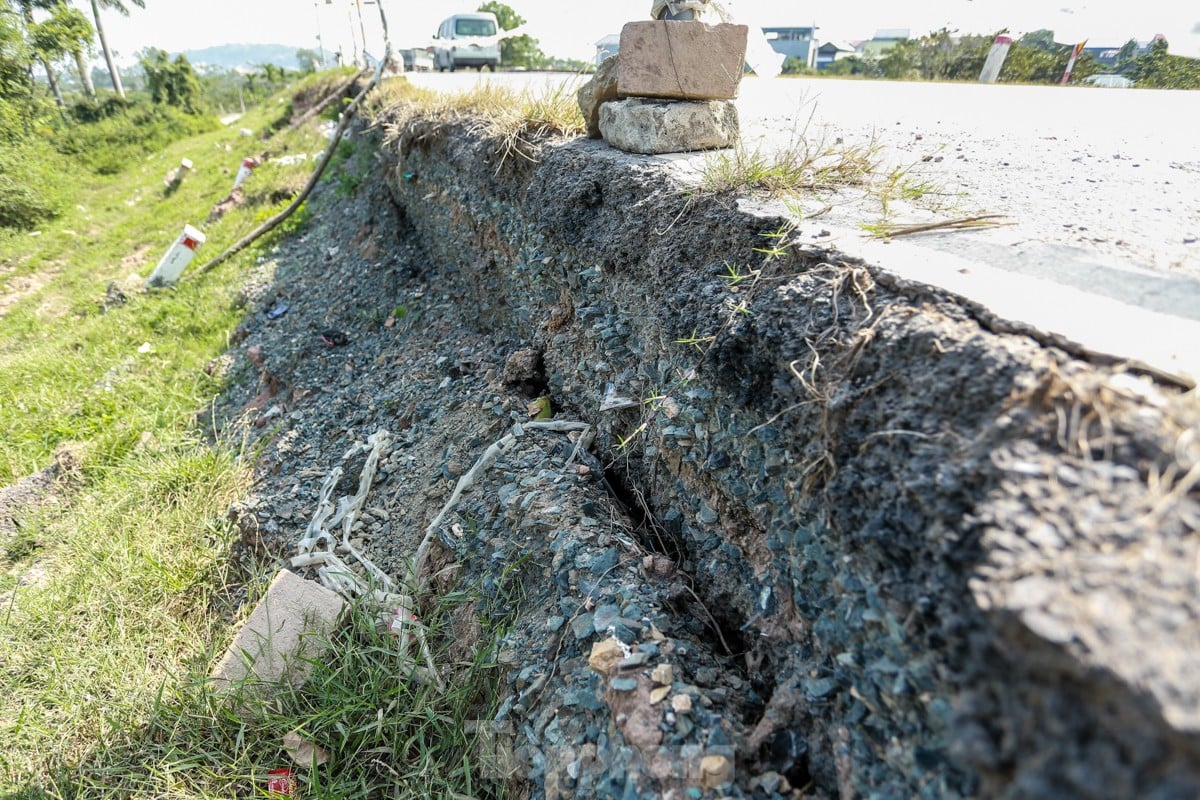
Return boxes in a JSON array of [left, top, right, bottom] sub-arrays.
[[220, 110, 1200, 800]]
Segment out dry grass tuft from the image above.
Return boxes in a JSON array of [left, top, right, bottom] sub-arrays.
[[382, 81, 585, 170]]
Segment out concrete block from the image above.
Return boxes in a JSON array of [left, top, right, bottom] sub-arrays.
[[617, 21, 748, 101], [578, 55, 622, 139], [599, 98, 739, 155], [210, 570, 346, 696]]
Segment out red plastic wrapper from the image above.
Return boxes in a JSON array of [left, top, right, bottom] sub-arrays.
[[267, 767, 297, 797]]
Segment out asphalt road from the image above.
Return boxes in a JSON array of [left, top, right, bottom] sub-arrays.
[[403, 70, 1200, 383]]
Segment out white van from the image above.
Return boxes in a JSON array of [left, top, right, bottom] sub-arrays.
[[432, 12, 501, 72]]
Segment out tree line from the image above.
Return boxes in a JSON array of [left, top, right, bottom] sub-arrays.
[[0, 0, 321, 230], [786, 28, 1200, 89], [476, 1, 590, 72]]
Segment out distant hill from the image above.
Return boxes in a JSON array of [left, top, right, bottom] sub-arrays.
[[177, 44, 328, 71]]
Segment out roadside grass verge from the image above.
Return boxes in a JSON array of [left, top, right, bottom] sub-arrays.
[[695, 99, 962, 230], [40, 593, 509, 799], [0, 71, 369, 795], [0, 438, 249, 790], [699, 135, 881, 196], [377, 78, 586, 168]]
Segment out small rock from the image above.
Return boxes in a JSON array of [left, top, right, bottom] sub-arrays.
[[700, 754, 733, 789], [671, 694, 693, 714], [650, 685, 671, 705], [610, 677, 639, 692], [592, 603, 621, 633], [599, 98, 739, 155], [696, 503, 719, 525], [619, 651, 650, 669], [652, 663, 674, 685], [588, 637, 625, 676], [282, 730, 330, 767], [571, 612, 595, 640], [578, 54, 621, 138]]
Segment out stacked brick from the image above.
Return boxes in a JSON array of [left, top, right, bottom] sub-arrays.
[[578, 19, 749, 155]]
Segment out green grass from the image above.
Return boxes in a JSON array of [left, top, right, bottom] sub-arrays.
[[0, 72, 518, 798], [0, 91, 323, 483], [53, 103, 221, 176], [698, 132, 880, 197], [11, 590, 510, 799]]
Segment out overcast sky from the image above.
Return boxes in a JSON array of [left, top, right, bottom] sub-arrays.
[[87, 0, 1199, 63]]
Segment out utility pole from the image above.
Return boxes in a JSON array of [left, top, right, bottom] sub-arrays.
[[355, 0, 369, 65], [348, 2, 360, 67], [314, 1, 326, 68]]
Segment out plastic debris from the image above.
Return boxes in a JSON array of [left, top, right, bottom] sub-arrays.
[[266, 767, 297, 796]]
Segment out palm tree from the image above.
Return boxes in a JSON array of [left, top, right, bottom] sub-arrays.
[[15, 0, 64, 106], [55, 2, 96, 98], [89, 0, 143, 99], [33, 2, 95, 99]]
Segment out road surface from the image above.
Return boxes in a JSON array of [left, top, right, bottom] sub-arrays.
[[402, 71, 1200, 383]]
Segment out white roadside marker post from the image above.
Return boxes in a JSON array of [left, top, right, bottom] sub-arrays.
[[979, 35, 1013, 83], [163, 157, 193, 191], [146, 224, 206, 288], [233, 157, 255, 190]]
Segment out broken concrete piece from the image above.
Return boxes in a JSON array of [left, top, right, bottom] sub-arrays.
[[617, 21, 749, 101], [599, 98, 738, 155], [578, 55, 621, 139], [210, 570, 346, 698]]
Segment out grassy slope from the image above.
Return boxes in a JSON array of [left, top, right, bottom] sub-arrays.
[[0, 81, 326, 795], [0, 75, 585, 798]]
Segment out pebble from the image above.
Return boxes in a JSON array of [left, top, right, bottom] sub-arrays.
[[592, 603, 621, 633], [588, 638, 625, 676], [610, 677, 639, 692], [619, 651, 650, 669], [571, 612, 595, 640]]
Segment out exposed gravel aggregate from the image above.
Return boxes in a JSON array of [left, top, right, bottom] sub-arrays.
[[206, 109, 1200, 799]]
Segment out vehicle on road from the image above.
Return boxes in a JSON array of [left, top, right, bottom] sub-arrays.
[[432, 12, 501, 72], [400, 47, 434, 72]]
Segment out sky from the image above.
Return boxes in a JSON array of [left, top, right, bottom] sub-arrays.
[[87, 0, 1200, 64]]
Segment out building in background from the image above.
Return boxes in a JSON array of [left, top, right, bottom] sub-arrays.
[[816, 40, 857, 70], [762, 26, 819, 70], [861, 28, 910, 58], [595, 34, 620, 65]]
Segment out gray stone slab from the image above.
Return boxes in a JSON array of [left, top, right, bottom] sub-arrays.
[[599, 98, 739, 155], [578, 55, 621, 139], [210, 570, 346, 697]]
